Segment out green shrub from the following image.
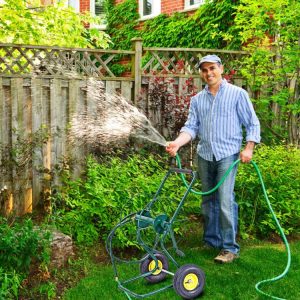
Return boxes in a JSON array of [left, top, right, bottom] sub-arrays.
[[0, 218, 51, 298], [0, 268, 20, 299], [53, 153, 198, 247], [53, 145, 300, 247], [236, 145, 300, 239], [0, 218, 50, 272]]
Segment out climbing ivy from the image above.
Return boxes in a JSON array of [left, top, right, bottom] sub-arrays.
[[142, 1, 242, 49], [105, 0, 140, 50], [106, 0, 242, 50]]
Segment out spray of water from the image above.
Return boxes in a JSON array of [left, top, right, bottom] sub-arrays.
[[69, 79, 167, 148]]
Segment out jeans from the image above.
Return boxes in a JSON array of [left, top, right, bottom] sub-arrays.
[[197, 153, 240, 254]]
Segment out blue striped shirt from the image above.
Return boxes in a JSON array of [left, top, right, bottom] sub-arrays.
[[181, 79, 261, 161]]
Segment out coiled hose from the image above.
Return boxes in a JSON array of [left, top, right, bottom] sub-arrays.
[[175, 153, 291, 300]]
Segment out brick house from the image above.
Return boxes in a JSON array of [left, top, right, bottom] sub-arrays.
[[74, 0, 204, 29]]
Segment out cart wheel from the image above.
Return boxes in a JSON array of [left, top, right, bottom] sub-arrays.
[[140, 252, 169, 283], [173, 264, 205, 299]]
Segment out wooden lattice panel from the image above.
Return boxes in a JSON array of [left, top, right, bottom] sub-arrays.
[[142, 47, 248, 77], [0, 44, 134, 78]]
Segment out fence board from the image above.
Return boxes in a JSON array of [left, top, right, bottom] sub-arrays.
[[2, 83, 13, 215], [31, 78, 44, 209], [11, 78, 27, 214], [120, 81, 132, 102], [24, 85, 33, 213], [193, 77, 203, 91], [50, 79, 66, 188], [68, 79, 86, 178], [0, 78, 12, 215], [0, 78, 4, 190], [106, 80, 119, 95]]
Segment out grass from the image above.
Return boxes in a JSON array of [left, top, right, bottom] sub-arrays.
[[62, 225, 300, 300]]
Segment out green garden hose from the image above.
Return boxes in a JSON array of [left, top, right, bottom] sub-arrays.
[[175, 153, 291, 300]]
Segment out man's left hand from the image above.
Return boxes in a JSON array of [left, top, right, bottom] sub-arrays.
[[240, 149, 253, 163]]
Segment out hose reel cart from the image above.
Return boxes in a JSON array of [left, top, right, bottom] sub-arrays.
[[106, 167, 205, 299]]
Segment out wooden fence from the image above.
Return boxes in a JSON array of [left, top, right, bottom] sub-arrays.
[[0, 40, 248, 215]]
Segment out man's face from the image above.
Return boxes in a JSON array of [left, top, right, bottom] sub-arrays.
[[200, 62, 223, 87]]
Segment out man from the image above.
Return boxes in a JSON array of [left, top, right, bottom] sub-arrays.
[[166, 55, 260, 263]]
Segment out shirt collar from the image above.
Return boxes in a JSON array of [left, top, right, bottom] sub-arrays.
[[204, 78, 227, 94]]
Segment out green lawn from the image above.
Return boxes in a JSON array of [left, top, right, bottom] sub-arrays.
[[63, 237, 300, 300]]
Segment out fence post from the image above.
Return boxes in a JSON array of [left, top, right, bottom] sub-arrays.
[[131, 38, 143, 105]]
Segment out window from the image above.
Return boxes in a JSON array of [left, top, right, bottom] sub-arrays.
[[90, 0, 105, 16], [94, 0, 105, 16], [185, 0, 204, 10], [139, 0, 161, 20], [90, 0, 106, 29], [68, 0, 79, 12]]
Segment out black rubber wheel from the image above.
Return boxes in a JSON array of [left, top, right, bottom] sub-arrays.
[[173, 264, 205, 299], [140, 252, 169, 283]]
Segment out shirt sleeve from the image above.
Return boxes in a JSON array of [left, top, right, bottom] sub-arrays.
[[237, 90, 261, 143], [180, 96, 200, 140]]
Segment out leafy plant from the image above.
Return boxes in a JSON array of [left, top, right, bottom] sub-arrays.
[[0, 0, 111, 48], [0, 217, 51, 272], [0, 269, 21, 300], [104, 0, 140, 75], [236, 145, 300, 239], [105, 0, 140, 50], [142, 1, 241, 50], [230, 0, 300, 145], [35, 282, 56, 300], [143, 64, 198, 139], [52, 153, 198, 247], [0, 217, 51, 298], [106, 0, 241, 50]]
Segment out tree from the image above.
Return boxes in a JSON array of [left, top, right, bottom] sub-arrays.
[[229, 0, 300, 145], [0, 0, 111, 48]]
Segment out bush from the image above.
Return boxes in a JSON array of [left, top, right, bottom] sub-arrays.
[[0, 218, 51, 298], [0, 268, 21, 299], [53, 153, 198, 247], [236, 145, 300, 239], [53, 145, 300, 247]]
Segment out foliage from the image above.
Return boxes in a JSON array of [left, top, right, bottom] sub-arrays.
[[143, 63, 198, 139], [104, 0, 140, 75], [52, 153, 198, 247], [34, 282, 56, 299], [0, 217, 51, 298], [52, 144, 300, 247], [229, 0, 300, 145], [0, 0, 111, 48], [142, 1, 241, 49], [105, 0, 140, 50], [236, 145, 300, 239], [0, 126, 52, 214], [105, 0, 241, 50], [0, 126, 50, 172], [0, 217, 50, 272], [0, 268, 21, 300]]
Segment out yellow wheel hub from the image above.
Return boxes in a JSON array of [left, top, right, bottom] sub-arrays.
[[183, 273, 199, 291], [148, 260, 163, 275]]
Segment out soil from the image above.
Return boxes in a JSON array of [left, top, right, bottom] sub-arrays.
[[19, 242, 110, 300]]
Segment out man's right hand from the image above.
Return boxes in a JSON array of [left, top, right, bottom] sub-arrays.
[[166, 141, 180, 157], [165, 132, 192, 157]]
